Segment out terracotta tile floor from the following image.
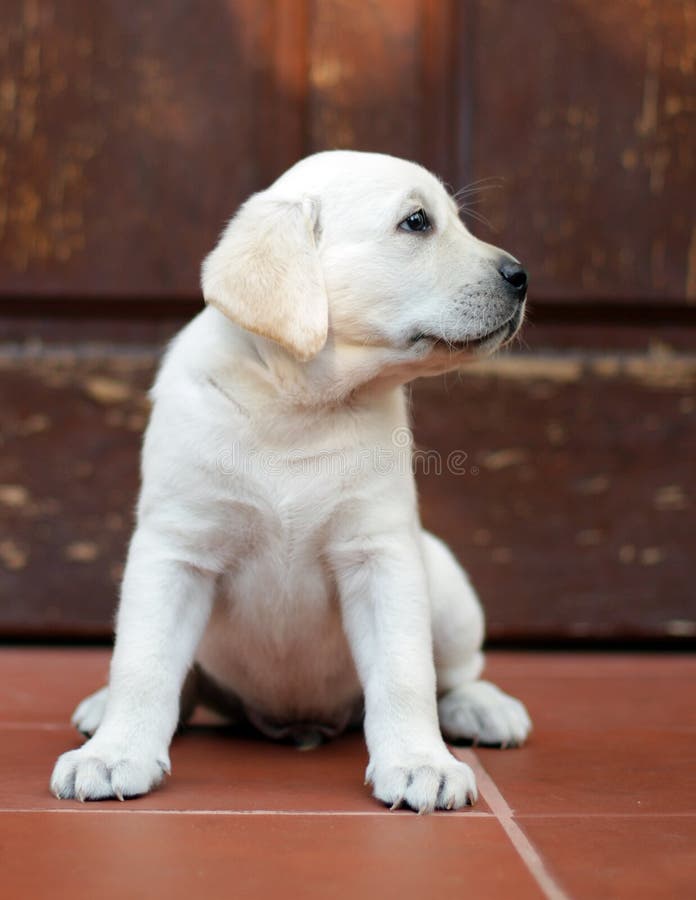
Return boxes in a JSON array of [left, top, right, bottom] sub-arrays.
[[1, 649, 695, 899]]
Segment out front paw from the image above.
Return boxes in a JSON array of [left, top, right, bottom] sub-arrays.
[[367, 752, 477, 813], [50, 738, 171, 801], [438, 680, 532, 747]]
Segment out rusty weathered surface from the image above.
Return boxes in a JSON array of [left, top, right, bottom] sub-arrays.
[[0, 1, 693, 303], [414, 350, 696, 640], [307, 0, 465, 180], [467, 0, 695, 303], [0, 0, 307, 298], [0, 342, 694, 641], [307, 0, 422, 155], [0, 348, 151, 634]]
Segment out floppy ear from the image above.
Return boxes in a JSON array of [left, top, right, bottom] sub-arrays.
[[201, 193, 328, 362]]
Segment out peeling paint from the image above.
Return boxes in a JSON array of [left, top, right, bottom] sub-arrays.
[[0, 540, 28, 570], [590, 358, 621, 378], [664, 95, 695, 117], [566, 106, 584, 127], [65, 541, 99, 562], [23, 0, 41, 33], [0, 3, 104, 273], [481, 448, 528, 470], [470, 357, 583, 383], [636, 39, 662, 137], [621, 147, 638, 170], [619, 545, 636, 564], [311, 59, 352, 89], [623, 356, 696, 389], [686, 225, 696, 301], [654, 484, 688, 510], [0, 484, 29, 507], [83, 376, 132, 405], [545, 422, 567, 445], [664, 620, 696, 636], [0, 78, 17, 114], [126, 412, 147, 431], [640, 547, 664, 566]]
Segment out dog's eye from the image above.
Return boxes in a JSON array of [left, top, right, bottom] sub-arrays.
[[399, 209, 431, 233]]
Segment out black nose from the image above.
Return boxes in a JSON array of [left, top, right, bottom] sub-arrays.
[[499, 261, 528, 298]]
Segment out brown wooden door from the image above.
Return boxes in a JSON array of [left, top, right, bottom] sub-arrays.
[[1, 0, 694, 642]]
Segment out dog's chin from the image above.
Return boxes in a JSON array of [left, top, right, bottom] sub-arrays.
[[420, 305, 525, 359]]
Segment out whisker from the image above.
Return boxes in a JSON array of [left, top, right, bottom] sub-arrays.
[[453, 184, 504, 201], [514, 331, 531, 352], [458, 207, 496, 232], [453, 175, 504, 191], [456, 197, 489, 208], [452, 177, 505, 200]]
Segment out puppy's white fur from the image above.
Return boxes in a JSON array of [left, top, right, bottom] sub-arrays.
[[51, 151, 531, 812]]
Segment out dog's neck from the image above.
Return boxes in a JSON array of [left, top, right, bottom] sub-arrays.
[[247, 329, 464, 411], [199, 308, 462, 440], [193, 310, 401, 435], [253, 336, 400, 406]]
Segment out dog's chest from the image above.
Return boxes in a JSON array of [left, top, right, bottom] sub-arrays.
[[190, 400, 408, 720], [198, 475, 357, 718], [212, 434, 342, 596]]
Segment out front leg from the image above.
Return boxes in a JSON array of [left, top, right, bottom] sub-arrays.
[[51, 530, 214, 801], [333, 529, 477, 813]]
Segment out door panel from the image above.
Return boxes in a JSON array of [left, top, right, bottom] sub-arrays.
[[0, 1, 693, 642]]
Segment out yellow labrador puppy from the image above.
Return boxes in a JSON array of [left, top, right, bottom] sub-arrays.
[[51, 151, 531, 812]]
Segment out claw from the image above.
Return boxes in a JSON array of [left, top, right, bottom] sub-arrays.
[[389, 797, 403, 811], [158, 759, 171, 776], [114, 787, 125, 802]]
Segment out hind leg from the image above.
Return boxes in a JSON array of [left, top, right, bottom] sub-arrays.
[[71, 667, 201, 738], [72, 686, 110, 737], [422, 530, 531, 747]]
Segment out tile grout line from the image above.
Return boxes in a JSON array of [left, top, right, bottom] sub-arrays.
[[466, 753, 571, 900], [0, 807, 494, 817], [0, 723, 71, 730], [5, 805, 694, 819], [497, 812, 696, 819]]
